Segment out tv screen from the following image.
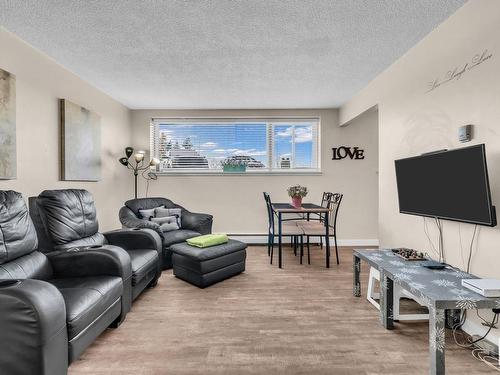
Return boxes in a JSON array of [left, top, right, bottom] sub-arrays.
[[395, 144, 496, 226]]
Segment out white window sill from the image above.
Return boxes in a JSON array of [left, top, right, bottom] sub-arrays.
[[155, 169, 322, 176]]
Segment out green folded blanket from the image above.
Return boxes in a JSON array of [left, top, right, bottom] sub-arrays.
[[187, 234, 229, 248]]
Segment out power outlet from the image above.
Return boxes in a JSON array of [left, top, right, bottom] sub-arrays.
[[472, 335, 499, 356]]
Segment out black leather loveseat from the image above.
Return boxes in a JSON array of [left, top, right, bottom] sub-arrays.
[[29, 189, 163, 301], [119, 197, 213, 269], [0, 190, 132, 374]]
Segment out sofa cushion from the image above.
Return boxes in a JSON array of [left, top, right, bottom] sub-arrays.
[[49, 276, 122, 340], [129, 249, 159, 286], [35, 190, 99, 246], [0, 251, 53, 280], [163, 229, 200, 248], [160, 222, 179, 232], [0, 191, 39, 264]]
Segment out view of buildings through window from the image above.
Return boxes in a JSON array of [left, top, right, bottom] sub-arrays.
[[150, 119, 319, 172]]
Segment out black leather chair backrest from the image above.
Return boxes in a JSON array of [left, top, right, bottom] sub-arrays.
[[29, 189, 105, 251], [0, 190, 39, 264], [124, 197, 181, 217], [0, 190, 53, 280]]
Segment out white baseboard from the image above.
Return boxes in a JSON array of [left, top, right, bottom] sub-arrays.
[[336, 239, 379, 246], [227, 234, 379, 247]]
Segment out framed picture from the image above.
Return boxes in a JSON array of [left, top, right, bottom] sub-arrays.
[[0, 68, 16, 179], [60, 99, 101, 181]]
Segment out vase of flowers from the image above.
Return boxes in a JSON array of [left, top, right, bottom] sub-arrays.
[[221, 158, 247, 173], [287, 185, 308, 208]]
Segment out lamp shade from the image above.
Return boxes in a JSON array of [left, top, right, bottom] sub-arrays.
[[125, 147, 134, 158], [134, 153, 145, 163], [149, 157, 160, 166], [119, 157, 129, 166]]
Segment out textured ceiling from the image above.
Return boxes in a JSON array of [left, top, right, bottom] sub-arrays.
[[0, 0, 466, 109]]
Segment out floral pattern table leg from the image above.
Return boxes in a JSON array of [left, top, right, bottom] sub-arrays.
[[380, 270, 394, 330], [429, 307, 445, 375], [353, 254, 361, 297]]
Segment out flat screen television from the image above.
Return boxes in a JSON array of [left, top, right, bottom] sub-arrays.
[[395, 144, 496, 226]]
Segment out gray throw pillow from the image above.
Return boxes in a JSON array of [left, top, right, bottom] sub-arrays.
[[151, 215, 178, 227], [139, 205, 164, 220], [160, 222, 179, 232], [155, 207, 182, 227], [139, 208, 155, 220]]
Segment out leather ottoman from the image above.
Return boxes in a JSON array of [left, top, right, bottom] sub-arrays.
[[170, 240, 247, 288]]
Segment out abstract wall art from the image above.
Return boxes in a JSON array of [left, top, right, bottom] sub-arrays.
[[60, 99, 101, 181], [0, 68, 16, 179]]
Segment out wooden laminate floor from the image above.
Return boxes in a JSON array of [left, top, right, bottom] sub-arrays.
[[69, 246, 494, 374]]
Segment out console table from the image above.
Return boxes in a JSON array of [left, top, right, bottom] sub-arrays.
[[353, 248, 500, 375]]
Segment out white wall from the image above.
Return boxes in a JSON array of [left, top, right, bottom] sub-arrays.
[[131, 108, 379, 243], [340, 0, 500, 340], [0, 28, 132, 230]]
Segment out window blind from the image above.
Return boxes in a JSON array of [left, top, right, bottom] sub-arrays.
[[150, 118, 320, 173]]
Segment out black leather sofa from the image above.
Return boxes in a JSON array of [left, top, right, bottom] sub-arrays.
[[0, 190, 132, 374], [119, 197, 213, 269], [29, 189, 163, 302]]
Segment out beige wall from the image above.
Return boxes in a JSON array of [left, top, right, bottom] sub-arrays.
[[340, 0, 500, 339], [131, 108, 379, 243], [0, 28, 132, 230]]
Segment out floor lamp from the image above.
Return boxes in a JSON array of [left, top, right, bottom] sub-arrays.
[[119, 147, 160, 198]]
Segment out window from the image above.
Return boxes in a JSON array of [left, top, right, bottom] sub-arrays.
[[150, 118, 320, 174]]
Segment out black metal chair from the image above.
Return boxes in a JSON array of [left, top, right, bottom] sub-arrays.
[[306, 192, 330, 222], [295, 192, 331, 249], [263, 192, 304, 264], [298, 193, 343, 265]]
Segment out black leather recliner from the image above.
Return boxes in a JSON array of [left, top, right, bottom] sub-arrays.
[[29, 189, 162, 301], [119, 197, 213, 269], [0, 190, 132, 374]]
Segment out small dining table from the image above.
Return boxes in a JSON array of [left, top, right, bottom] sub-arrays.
[[271, 203, 333, 269]]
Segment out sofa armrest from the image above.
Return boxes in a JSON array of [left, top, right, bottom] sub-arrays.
[[181, 211, 213, 234], [119, 206, 163, 236], [47, 245, 132, 280], [0, 279, 68, 375], [104, 229, 162, 280], [103, 228, 162, 252]]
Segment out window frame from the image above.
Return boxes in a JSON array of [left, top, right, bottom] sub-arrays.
[[150, 117, 321, 175]]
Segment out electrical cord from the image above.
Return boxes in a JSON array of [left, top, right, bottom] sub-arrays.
[[470, 314, 498, 345], [477, 309, 494, 327], [435, 218, 444, 263], [423, 217, 439, 259], [458, 223, 466, 270], [453, 312, 498, 348], [479, 353, 500, 372], [466, 224, 478, 273], [472, 347, 500, 372]]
